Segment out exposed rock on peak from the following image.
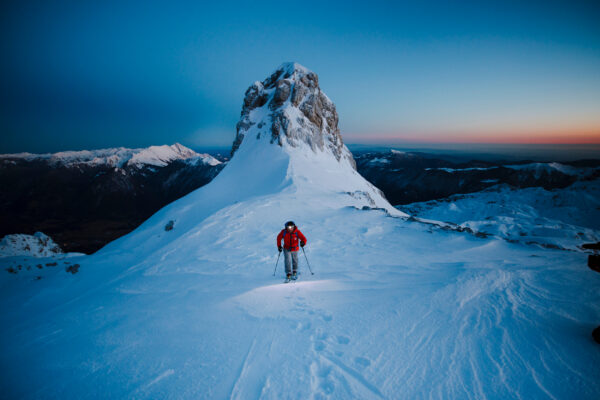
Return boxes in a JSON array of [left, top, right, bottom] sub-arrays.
[[232, 62, 355, 169], [0, 232, 63, 258]]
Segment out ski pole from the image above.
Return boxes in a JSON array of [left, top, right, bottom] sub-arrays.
[[301, 247, 314, 275], [273, 251, 281, 276]]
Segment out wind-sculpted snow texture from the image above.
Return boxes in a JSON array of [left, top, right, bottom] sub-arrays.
[[1, 64, 599, 399], [400, 180, 600, 252]]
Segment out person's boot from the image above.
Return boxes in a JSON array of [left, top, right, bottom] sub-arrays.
[[292, 272, 298, 280], [285, 274, 291, 283]]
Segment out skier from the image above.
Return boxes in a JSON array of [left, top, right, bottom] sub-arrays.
[[277, 221, 307, 282]]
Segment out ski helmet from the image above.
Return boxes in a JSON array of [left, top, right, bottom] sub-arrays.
[[285, 221, 295, 229]]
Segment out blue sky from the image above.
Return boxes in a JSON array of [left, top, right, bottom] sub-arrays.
[[1, 0, 599, 153]]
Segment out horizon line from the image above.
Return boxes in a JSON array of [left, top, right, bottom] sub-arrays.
[[341, 133, 600, 145]]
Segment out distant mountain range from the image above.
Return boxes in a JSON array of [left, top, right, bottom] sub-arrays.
[[2, 141, 599, 255], [355, 149, 600, 205], [0, 144, 224, 253], [399, 179, 600, 252], [0, 142, 221, 168]]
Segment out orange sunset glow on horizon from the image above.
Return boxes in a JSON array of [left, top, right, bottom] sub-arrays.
[[344, 129, 600, 145]]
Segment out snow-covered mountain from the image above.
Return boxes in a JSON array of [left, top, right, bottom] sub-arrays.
[[85, 62, 403, 260], [1, 63, 599, 399], [0, 143, 220, 168], [225, 61, 394, 212], [232, 63, 356, 168], [400, 180, 600, 251], [355, 149, 600, 204], [0, 143, 224, 253]]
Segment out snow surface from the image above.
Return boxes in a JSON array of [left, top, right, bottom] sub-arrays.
[[0, 143, 220, 168], [0, 232, 63, 258], [279, 61, 311, 76], [2, 178, 598, 398], [1, 64, 599, 399], [2, 149, 598, 399], [400, 181, 600, 252]]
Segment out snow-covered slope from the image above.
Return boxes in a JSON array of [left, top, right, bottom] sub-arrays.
[[1, 63, 599, 399], [400, 180, 600, 251], [0, 143, 220, 168]]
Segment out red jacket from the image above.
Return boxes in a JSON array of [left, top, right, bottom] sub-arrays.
[[277, 227, 307, 252]]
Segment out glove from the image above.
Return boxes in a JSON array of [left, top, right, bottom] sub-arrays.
[[300, 241, 305, 247], [278, 246, 283, 252]]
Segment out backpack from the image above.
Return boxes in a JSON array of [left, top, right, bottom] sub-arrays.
[[282, 229, 300, 250]]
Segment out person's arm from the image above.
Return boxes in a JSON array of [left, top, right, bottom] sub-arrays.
[[298, 230, 307, 246], [276, 230, 284, 251]]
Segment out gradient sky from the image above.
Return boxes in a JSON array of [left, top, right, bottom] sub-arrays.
[[1, 0, 599, 153]]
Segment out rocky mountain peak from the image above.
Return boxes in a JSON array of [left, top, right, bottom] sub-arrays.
[[231, 62, 355, 168]]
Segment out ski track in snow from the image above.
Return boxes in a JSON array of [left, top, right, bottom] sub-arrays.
[[146, 369, 175, 388]]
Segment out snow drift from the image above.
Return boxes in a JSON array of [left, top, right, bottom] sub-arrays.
[[401, 180, 600, 251]]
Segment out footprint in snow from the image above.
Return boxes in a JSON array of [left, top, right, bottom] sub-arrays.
[[316, 330, 329, 341], [336, 335, 350, 345], [314, 341, 326, 352], [294, 321, 312, 332], [312, 330, 329, 352], [354, 357, 371, 368], [314, 364, 335, 395]]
